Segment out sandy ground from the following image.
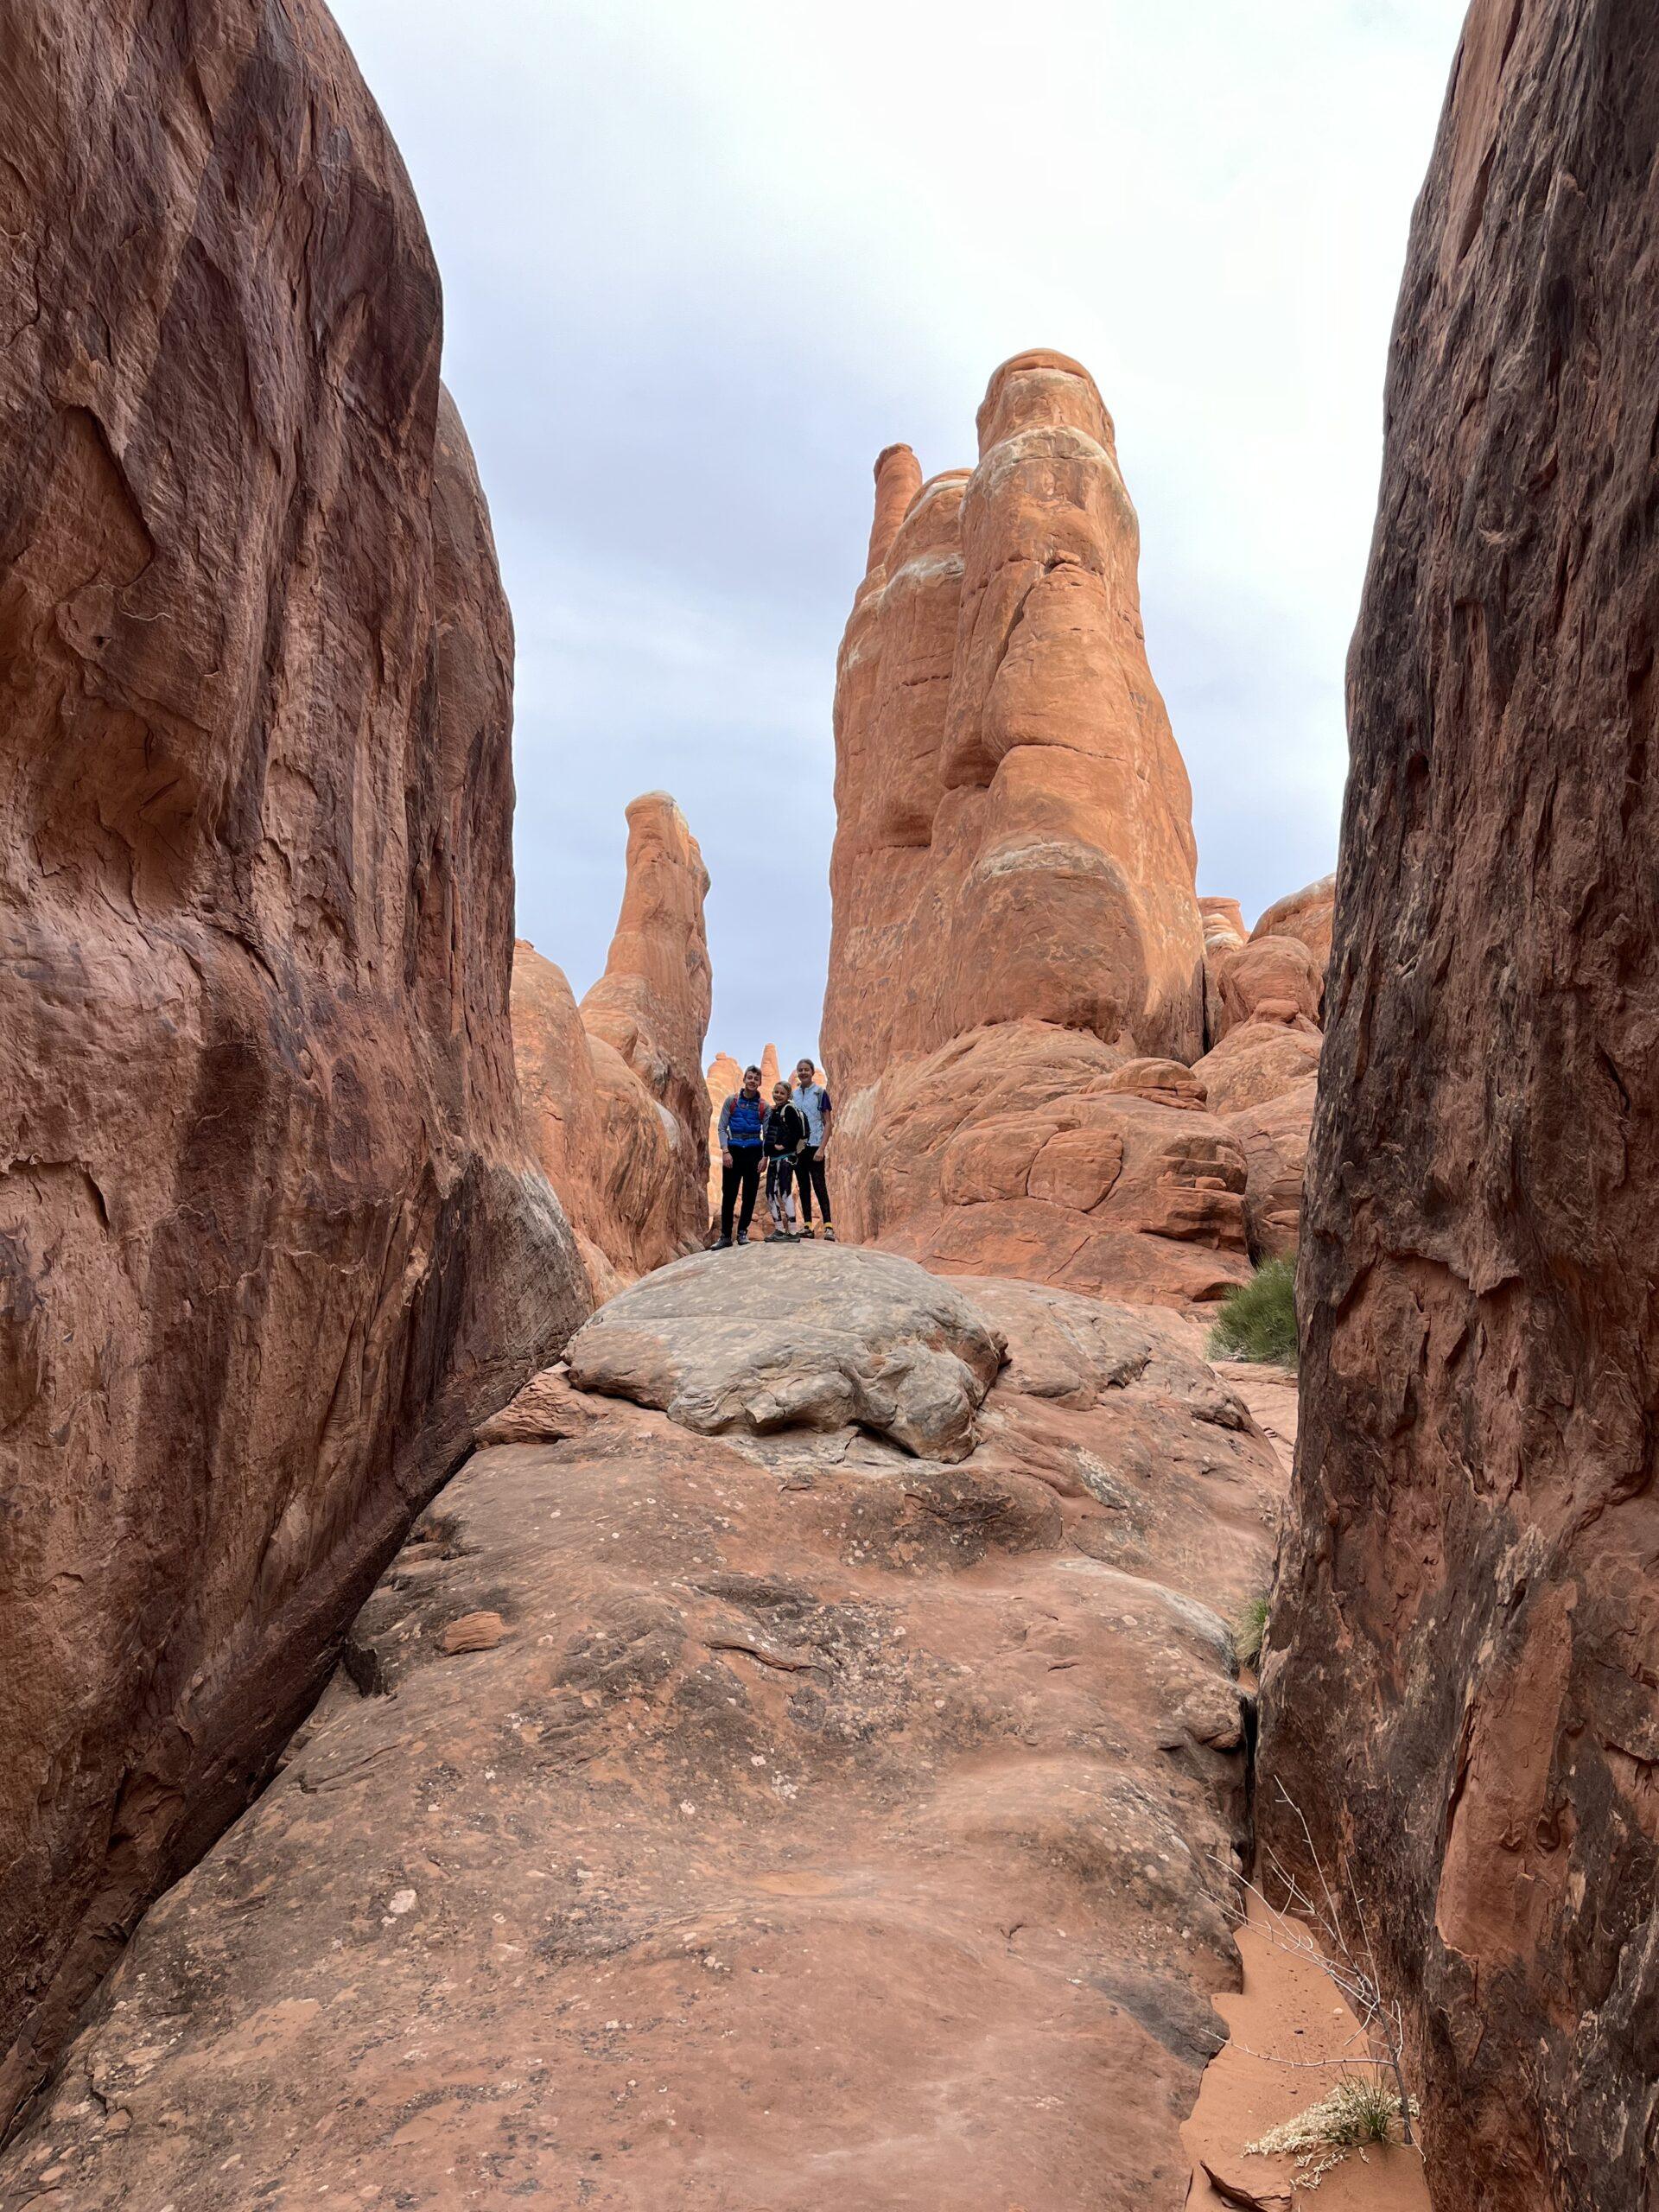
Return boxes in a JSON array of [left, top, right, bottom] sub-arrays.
[[1181, 1890, 1432, 2208]]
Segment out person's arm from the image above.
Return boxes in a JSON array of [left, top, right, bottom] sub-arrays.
[[718, 1094, 734, 1164], [818, 1090, 833, 1147]]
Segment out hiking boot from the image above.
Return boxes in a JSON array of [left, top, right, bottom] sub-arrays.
[[798, 1227, 815, 1239], [736, 1231, 751, 1246], [714, 1236, 733, 1249], [823, 1225, 837, 1243]]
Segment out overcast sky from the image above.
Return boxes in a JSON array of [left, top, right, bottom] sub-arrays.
[[332, 0, 1467, 1065]]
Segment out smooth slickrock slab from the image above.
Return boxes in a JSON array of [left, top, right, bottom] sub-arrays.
[[0, 1262, 1281, 2211], [1262, 6, 1659, 2208], [0, 0, 582, 2126], [565, 1243, 1005, 1460]]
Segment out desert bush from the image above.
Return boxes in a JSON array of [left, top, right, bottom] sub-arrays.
[[1246, 2071, 1417, 2187], [1233, 1591, 1270, 1669], [1208, 1258, 1298, 1368]]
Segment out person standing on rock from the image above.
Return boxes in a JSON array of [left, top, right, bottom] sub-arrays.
[[761, 1081, 809, 1240], [791, 1058, 836, 1241], [715, 1065, 766, 1247]]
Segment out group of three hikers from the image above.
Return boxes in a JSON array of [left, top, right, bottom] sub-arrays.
[[713, 1058, 835, 1248]]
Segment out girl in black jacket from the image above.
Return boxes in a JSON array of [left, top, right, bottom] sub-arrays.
[[762, 1084, 809, 1240]]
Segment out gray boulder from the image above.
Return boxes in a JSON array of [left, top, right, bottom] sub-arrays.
[[564, 1243, 1005, 1460]]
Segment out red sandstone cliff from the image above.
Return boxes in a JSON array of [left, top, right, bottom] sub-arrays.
[[0, 0, 587, 2128], [513, 794, 711, 1286], [1261, 7, 1659, 2206]]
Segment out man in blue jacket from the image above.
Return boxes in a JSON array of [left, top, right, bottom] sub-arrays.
[[714, 1065, 766, 1247]]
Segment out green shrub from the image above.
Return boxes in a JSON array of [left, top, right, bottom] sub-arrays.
[[1233, 1592, 1270, 1669], [1208, 1257, 1298, 1368]]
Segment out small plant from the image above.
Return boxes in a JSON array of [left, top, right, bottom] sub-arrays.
[[1246, 2071, 1417, 2189], [1208, 1258, 1298, 1368], [1233, 1591, 1271, 1669]]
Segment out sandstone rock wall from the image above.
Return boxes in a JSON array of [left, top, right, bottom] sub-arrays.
[[513, 794, 711, 1287], [0, 0, 587, 2128], [1262, 7, 1659, 2206]]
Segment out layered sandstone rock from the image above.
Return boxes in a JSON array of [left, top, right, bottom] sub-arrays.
[[1211, 932, 1323, 1038], [1250, 874, 1335, 976], [1217, 1078, 1315, 1265], [1191, 1010, 1322, 1118], [577, 793, 713, 1224], [1199, 897, 1249, 1043], [513, 794, 711, 1287], [1262, 8, 1659, 2208], [1190, 887, 1330, 1257], [823, 353, 1219, 1303], [842, 1022, 1253, 1307], [0, 0, 584, 2128], [0, 1249, 1282, 2207]]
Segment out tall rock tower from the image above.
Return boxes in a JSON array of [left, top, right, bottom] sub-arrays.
[[514, 793, 713, 1285], [821, 353, 1228, 1303]]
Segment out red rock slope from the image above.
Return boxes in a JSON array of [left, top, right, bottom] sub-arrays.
[[513, 793, 712, 1287], [0, 1247, 1281, 2209], [0, 0, 586, 2133], [1262, 5, 1659, 2207]]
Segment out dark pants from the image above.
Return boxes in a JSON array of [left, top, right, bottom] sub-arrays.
[[796, 1143, 831, 1225], [720, 1148, 761, 1238]]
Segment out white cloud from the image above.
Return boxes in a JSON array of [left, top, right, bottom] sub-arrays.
[[331, 0, 1467, 1052]]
